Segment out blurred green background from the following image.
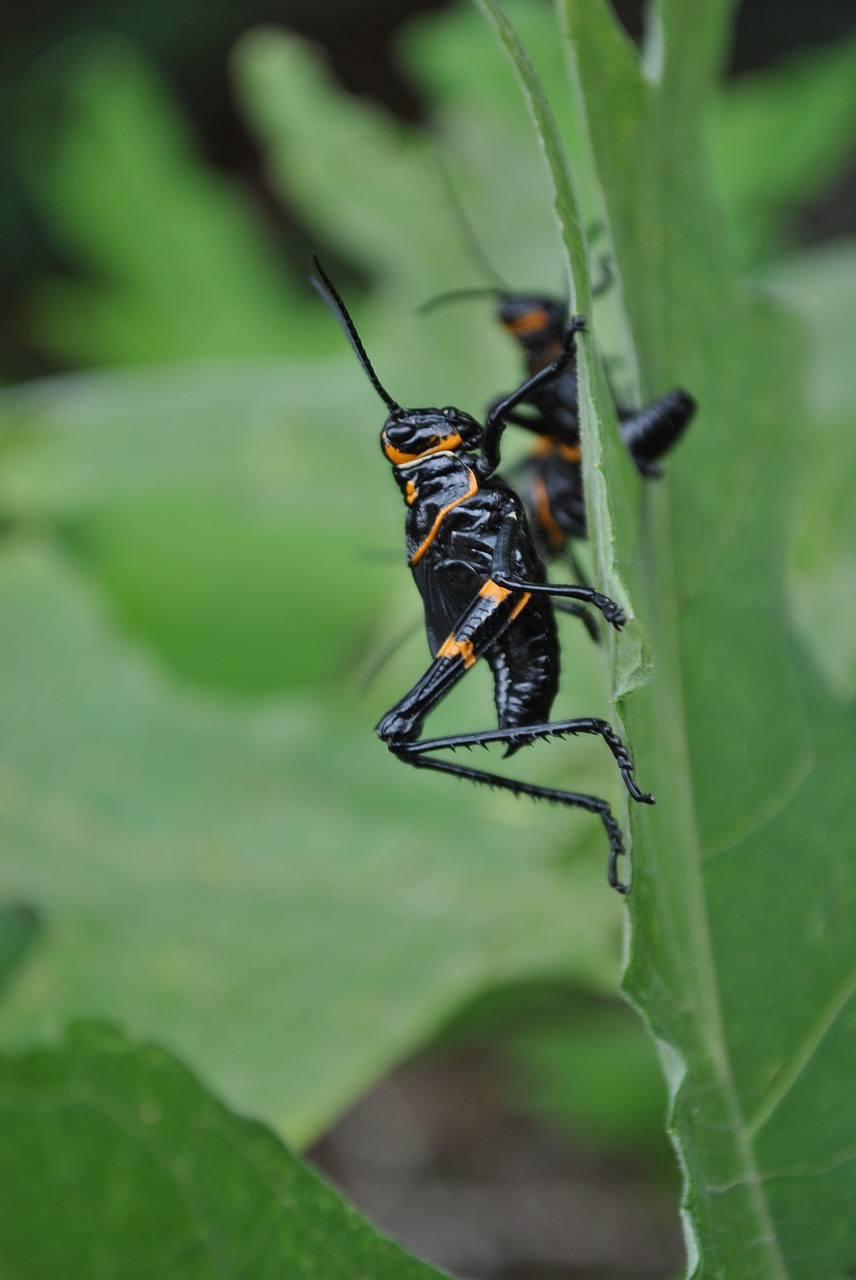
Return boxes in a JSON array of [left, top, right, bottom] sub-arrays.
[[0, 1, 855, 1277]]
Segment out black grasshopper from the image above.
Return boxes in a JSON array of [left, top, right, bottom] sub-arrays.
[[420, 171, 695, 572], [313, 256, 654, 892], [423, 285, 695, 570], [486, 290, 695, 554]]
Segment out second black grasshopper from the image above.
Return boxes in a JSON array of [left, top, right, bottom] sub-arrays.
[[420, 173, 695, 573], [424, 285, 696, 573]]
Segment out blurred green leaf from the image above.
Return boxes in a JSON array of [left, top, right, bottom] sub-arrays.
[[0, 542, 624, 1145], [710, 35, 856, 267], [0, 1022, 449, 1279], [0, 905, 39, 998], [787, 404, 856, 701], [505, 998, 672, 1156], [16, 36, 330, 366], [237, 16, 566, 295], [768, 238, 856, 418], [770, 241, 856, 700], [0, 360, 399, 692], [234, 10, 611, 414], [438, 979, 673, 1159], [550, 0, 856, 1274]]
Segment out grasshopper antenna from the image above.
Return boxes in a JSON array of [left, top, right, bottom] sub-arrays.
[[433, 152, 511, 291], [418, 285, 505, 316], [311, 254, 402, 414]]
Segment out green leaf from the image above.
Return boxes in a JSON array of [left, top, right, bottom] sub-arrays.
[[234, 13, 599, 412], [767, 239, 856, 419], [16, 36, 330, 366], [0, 359, 398, 692], [470, 985, 674, 1157], [710, 35, 856, 266], [553, 0, 856, 1274], [771, 242, 856, 700], [0, 1022, 449, 1279], [0, 542, 623, 1145], [0, 904, 39, 998]]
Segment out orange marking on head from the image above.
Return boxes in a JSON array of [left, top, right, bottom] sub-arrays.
[[437, 634, 476, 668], [533, 477, 566, 551], [479, 579, 511, 604], [405, 480, 417, 505], [504, 309, 550, 337], [508, 591, 532, 621], [409, 468, 479, 566], [383, 432, 462, 466]]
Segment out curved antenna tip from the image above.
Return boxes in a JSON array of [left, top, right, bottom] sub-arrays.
[[311, 254, 401, 414], [418, 286, 505, 316]]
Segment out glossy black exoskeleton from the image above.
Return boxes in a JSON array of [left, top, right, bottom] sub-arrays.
[[312, 255, 654, 892]]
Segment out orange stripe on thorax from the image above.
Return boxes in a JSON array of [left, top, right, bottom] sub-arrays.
[[409, 468, 478, 566]]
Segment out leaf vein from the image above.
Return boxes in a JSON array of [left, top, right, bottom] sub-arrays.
[[745, 957, 856, 1140]]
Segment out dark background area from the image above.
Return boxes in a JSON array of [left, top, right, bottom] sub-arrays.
[[1, 0, 855, 381]]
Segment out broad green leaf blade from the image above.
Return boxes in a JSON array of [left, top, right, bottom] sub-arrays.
[[559, 0, 856, 1275], [0, 1022, 449, 1279], [16, 36, 329, 366], [0, 543, 624, 1145]]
